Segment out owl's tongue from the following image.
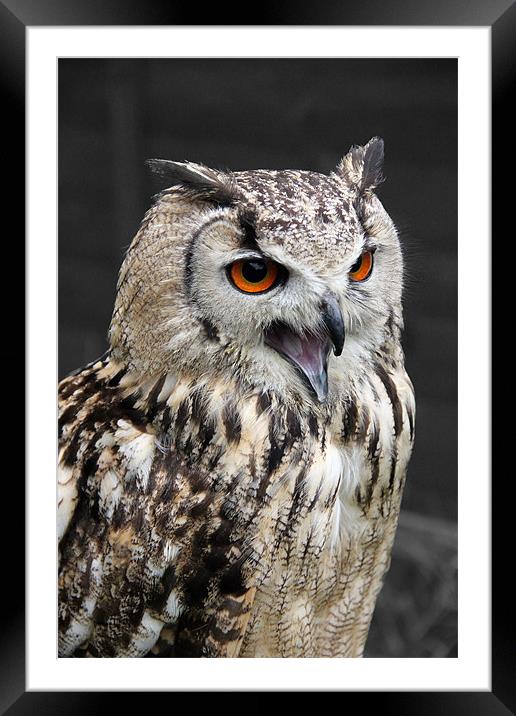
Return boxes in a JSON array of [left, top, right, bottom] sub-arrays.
[[265, 325, 330, 402]]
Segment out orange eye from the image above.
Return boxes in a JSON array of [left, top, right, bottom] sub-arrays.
[[229, 258, 281, 294], [349, 251, 374, 282]]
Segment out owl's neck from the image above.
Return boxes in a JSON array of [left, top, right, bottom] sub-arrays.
[[106, 319, 406, 425], [108, 296, 406, 415], [101, 333, 406, 469]]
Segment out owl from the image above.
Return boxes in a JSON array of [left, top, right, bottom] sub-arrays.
[[58, 137, 415, 658]]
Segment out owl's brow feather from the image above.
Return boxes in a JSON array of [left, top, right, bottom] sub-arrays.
[[238, 208, 261, 252], [363, 237, 378, 253]]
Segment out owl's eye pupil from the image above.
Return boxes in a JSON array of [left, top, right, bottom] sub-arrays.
[[242, 260, 267, 284], [350, 257, 362, 274]]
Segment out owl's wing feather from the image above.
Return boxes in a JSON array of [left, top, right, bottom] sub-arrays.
[[58, 358, 257, 658]]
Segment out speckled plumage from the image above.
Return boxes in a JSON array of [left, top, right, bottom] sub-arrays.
[[58, 138, 415, 657]]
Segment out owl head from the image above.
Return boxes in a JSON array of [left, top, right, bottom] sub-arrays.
[[110, 138, 404, 405]]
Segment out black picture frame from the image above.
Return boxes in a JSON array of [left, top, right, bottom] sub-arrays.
[[4, 0, 507, 711]]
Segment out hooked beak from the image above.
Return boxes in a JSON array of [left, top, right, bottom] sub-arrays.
[[264, 292, 345, 402]]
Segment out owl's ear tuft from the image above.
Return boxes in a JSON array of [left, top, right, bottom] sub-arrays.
[[146, 159, 238, 207], [337, 137, 384, 193]]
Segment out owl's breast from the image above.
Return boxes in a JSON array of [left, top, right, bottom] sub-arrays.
[[240, 365, 415, 657], [238, 434, 360, 657]]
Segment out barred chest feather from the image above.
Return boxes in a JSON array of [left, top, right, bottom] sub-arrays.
[[58, 356, 414, 658]]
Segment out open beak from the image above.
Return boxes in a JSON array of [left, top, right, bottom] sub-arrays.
[[264, 292, 345, 402]]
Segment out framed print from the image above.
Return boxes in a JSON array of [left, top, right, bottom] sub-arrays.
[[3, 0, 509, 711]]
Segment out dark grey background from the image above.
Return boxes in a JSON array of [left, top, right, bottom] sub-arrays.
[[58, 58, 457, 657]]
